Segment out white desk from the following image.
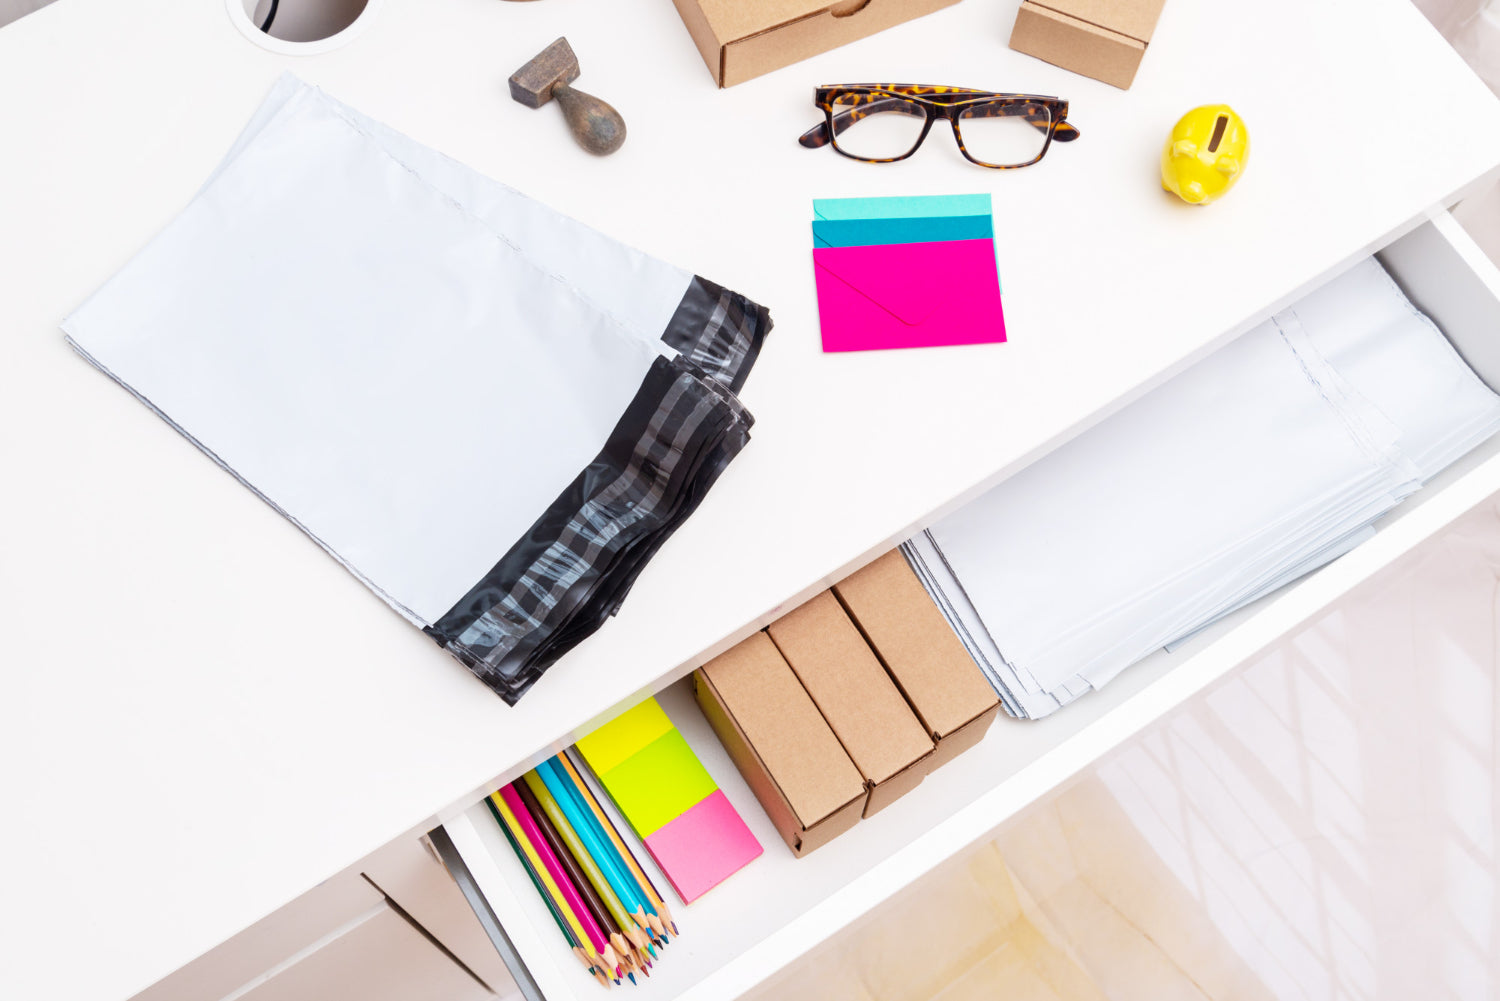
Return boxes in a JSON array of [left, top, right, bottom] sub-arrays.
[[4, 1, 1500, 999]]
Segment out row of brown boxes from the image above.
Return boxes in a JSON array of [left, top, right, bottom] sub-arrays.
[[694, 550, 1001, 857], [669, 0, 1165, 90]]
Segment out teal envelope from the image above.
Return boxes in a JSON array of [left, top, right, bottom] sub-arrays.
[[813, 214, 994, 247], [811, 193, 994, 247]]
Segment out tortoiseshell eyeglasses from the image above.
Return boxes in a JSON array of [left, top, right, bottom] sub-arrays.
[[800, 84, 1080, 168]]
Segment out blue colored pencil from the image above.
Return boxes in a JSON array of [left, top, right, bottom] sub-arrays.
[[540, 758, 642, 912], [539, 758, 658, 947], [535, 758, 655, 960]]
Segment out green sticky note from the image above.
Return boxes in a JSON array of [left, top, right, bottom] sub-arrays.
[[597, 729, 718, 838], [575, 697, 674, 776], [812, 193, 992, 222]]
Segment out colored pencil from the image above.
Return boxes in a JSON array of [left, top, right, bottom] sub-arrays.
[[486, 752, 685, 988], [534, 762, 644, 925], [548, 756, 666, 945], [489, 792, 604, 969], [516, 774, 638, 965], [559, 752, 673, 938], [523, 769, 651, 954], [486, 797, 611, 988], [539, 758, 658, 947], [497, 785, 621, 976], [561, 749, 679, 937], [527, 773, 654, 975], [486, 796, 572, 946]]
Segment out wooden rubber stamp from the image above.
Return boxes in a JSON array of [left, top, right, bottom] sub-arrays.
[[509, 37, 627, 156]]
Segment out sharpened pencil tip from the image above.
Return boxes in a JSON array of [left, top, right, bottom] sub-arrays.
[[627, 973, 637, 985]]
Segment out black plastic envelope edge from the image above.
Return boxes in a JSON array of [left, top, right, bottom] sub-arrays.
[[521, 407, 752, 674], [426, 354, 752, 704], [430, 358, 748, 703], [662, 276, 774, 394], [512, 380, 745, 676], [492, 413, 751, 704]]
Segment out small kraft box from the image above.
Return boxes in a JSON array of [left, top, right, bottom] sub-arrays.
[[671, 0, 963, 89], [1008, 0, 1168, 90], [695, 632, 867, 857], [767, 591, 935, 816], [833, 550, 1001, 769]]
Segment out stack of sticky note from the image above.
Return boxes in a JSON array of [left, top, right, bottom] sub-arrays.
[[811, 193, 1005, 353], [576, 698, 761, 903]]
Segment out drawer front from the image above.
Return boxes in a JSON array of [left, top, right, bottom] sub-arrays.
[[438, 209, 1500, 1001], [130, 871, 382, 1001], [361, 833, 518, 994], [236, 902, 488, 1001]]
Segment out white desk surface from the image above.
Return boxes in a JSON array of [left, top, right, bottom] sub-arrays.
[[3, 0, 1498, 997]]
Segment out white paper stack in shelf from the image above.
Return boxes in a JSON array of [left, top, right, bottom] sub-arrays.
[[905, 258, 1500, 719]]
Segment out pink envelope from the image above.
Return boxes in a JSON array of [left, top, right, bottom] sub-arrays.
[[813, 238, 1006, 352]]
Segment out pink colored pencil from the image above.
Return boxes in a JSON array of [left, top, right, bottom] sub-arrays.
[[499, 783, 612, 962]]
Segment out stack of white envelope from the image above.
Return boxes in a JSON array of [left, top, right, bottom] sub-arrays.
[[63, 76, 771, 704], [905, 257, 1500, 719]]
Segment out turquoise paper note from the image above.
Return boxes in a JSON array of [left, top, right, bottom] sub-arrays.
[[811, 193, 992, 222], [812, 213, 994, 248]]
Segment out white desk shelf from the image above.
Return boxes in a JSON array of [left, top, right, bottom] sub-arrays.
[[442, 211, 1500, 1001], [3, 1, 1500, 999]]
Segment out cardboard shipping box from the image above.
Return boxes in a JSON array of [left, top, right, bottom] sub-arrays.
[[834, 550, 1001, 769], [695, 632, 867, 857], [767, 591, 935, 816], [1008, 0, 1168, 90], [671, 0, 963, 88]]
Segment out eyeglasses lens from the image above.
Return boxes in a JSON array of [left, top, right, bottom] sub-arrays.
[[956, 101, 1052, 167], [829, 94, 927, 161]]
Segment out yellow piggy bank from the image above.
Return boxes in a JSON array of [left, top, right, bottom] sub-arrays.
[[1161, 105, 1249, 205]]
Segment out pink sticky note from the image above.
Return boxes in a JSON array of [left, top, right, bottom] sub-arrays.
[[812, 238, 1005, 352], [642, 789, 762, 903]]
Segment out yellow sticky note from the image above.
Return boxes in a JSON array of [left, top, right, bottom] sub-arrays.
[[575, 697, 674, 776]]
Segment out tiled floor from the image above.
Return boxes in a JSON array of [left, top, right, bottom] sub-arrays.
[[746, 498, 1500, 1001]]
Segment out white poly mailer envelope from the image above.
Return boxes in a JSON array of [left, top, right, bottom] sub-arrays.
[[64, 78, 772, 703]]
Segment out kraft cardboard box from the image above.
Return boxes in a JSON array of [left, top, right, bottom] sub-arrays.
[[766, 591, 935, 816], [1008, 0, 1168, 90], [833, 550, 1001, 769], [695, 632, 867, 857], [671, 0, 963, 88]]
